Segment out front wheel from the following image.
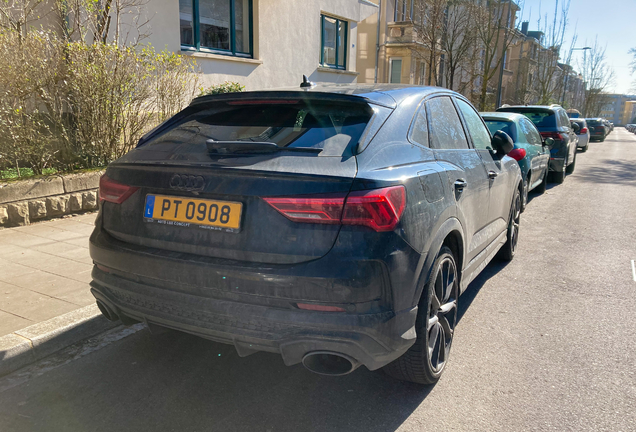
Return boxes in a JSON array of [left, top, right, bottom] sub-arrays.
[[535, 167, 548, 194], [498, 188, 521, 261], [520, 176, 529, 212], [383, 246, 459, 385]]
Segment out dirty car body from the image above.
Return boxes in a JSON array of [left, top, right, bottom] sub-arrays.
[[89, 84, 521, 378]]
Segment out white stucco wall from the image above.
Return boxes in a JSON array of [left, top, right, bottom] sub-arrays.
[[139, 0, 377, 90]]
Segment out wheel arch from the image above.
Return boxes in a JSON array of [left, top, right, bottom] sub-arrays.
[[411, 218, 465, 308]]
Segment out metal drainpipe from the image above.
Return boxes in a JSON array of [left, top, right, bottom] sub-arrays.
[[375, 0, 382, 83]]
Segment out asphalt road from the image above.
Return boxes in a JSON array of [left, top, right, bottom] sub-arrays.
[[1, 129, 635, 432]]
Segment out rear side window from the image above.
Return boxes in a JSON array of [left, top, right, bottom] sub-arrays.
[[456, 99, 492, 150], [409, 102, 428, 147], [484, 119, 517, 142], [518, 118, 542, 146], [141, 100, 373, 156], [558, 110, 570, 128], [426, 97, 469, 150]]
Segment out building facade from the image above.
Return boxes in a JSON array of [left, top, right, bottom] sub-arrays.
[[599, 94, 636, 125]]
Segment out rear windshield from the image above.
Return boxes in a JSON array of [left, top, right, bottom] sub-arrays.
[[483, 119, 517, 142], [498, 109, 556, 130], [586, 119, 601, 126], [141, 100, 373, 156]]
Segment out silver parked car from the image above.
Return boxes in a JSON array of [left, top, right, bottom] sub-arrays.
[[571, 118, 590, 152]]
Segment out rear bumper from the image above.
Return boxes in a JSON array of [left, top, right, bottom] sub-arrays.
[[549, 158, 566, 172], [89, 227, 421, 370]]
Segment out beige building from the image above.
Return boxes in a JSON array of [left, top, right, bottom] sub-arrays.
[[32, 0, 378, 90], [356, 0, 432, 86], [167, 0, 378, 89]]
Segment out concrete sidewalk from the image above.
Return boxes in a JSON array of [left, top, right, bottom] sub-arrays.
[[0, 213, 97, 337]]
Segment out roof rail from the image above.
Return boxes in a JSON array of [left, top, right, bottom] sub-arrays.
[[549, 104, 562, 108]]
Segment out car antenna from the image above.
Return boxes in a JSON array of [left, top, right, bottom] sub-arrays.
[[300, 75, 315, 88]]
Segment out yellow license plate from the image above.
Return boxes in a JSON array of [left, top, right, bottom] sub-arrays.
[[144, 194, 242, 231]]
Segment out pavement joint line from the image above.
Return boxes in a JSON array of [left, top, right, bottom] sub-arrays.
[[0, 303, 118, 378], [632, 260, 636, 282], [0, 308, 33, 322], [0, 278, 85, 307]]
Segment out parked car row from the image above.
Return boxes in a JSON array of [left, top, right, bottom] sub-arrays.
[[625, 124, 636, 133], [585, 118, 613, 141], [90, 83, 592, 387]]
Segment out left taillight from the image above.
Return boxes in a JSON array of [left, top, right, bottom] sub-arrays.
[[99, 175, 139, 204], [264, 185, 406, 232]]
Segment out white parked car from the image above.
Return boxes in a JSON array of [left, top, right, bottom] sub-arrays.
[[571, 119, 590, 152]]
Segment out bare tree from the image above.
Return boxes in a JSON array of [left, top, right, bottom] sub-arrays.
[[410, 0, 447, 86], [442, 0, 479, 93], [532, 0, 571, 105], [579, 37, 614, 117], [473, 0, 520, 111], [0, 0, 49, 40]]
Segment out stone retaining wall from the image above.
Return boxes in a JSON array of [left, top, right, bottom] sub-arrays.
[[0, 171, 104, 227]]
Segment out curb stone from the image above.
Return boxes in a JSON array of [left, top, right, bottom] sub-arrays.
[[0, 304, 118, 377]]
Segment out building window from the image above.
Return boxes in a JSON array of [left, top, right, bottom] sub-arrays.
[[390, 58, 402, 83], [417, 61, 426, 85], [320, 14, 347, 69], [180, 0, 252, 57]]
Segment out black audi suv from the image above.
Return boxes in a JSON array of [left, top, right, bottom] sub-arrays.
[[90, 84, 522, 384], [497, 104, 578, 183]]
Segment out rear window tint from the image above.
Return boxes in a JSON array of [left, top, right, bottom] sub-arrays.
[[499, 109, 556, 130], [586, 119, 601, 125], [141, 100, 373, 156], [484, 119, 517, 142]]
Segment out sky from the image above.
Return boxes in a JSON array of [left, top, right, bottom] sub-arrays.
[[519, 0, 636, 94]]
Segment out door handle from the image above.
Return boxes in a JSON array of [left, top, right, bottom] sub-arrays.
[[454, 179, 468, 190], [488, 171, 498, 179]]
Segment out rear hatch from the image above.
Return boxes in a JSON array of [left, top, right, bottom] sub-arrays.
[[100, 93, 378, 264]]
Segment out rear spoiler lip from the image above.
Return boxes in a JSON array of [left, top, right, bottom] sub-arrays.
[[189, 90, 397, 109]]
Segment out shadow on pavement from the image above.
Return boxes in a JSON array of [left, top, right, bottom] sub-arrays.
[[0, 325, 433, 432], [458, 259, 508, 323], [580, 159, 636, 186]]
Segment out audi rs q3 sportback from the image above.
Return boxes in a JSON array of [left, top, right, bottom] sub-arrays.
[[89, 84, 522, 384]]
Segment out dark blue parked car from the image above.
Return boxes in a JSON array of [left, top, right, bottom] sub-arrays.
[[90, 84, 522, 384], [482, 112, 551, 211]]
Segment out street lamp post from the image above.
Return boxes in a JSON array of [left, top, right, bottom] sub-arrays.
[[561, 46, 591, 106]]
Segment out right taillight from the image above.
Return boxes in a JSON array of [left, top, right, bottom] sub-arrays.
[[580, 127, 588, 134], [341, 186, 406, 232], [264, 185, 406, 232], [99, 175, 139, 204]]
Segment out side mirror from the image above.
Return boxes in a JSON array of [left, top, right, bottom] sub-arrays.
[[543, 137, 555, 147], [571, 122, 580, 133], [491, 130, 514, 155]]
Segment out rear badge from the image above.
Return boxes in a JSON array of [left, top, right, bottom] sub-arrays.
[[169, 174, 205, 192]]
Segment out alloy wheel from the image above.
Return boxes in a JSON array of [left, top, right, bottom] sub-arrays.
[[427, 256, 459, 373]]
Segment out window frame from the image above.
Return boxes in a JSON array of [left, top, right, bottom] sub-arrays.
[[320, 14, 348, 70], [389, 57, 402, 84], [180, 0, 254, 58]]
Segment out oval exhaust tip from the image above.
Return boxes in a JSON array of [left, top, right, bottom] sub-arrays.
[[302, 352, 358, 376], [96, 300, 119, 322]]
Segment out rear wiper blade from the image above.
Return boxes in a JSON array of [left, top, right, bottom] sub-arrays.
[[206, 140, 322, 155]]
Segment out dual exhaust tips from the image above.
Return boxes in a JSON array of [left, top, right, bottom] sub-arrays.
[[96, 301, 359, 376]]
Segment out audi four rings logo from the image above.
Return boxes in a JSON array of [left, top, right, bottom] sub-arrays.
[[169, 174, 205, 191]]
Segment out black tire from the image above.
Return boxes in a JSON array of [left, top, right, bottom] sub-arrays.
[[566, 152, 576, 174], [600, 137, 605, 142], [535, 167, 548, 194], [383, 246, 459, 385], [551, 156, 566, 184], [581, 144, 588, 152], [498, 187, 521, 261], [520, 175, 529, 212]]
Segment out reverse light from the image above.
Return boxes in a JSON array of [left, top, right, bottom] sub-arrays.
[[99, 175, 139, 204], [507, 148, 527, 161], [264, 185, 406, 232]]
